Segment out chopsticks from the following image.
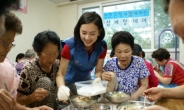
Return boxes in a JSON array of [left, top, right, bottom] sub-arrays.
[[4, 83, 16, 110]]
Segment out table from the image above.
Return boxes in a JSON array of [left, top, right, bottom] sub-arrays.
[[155, 98, 184, 110]]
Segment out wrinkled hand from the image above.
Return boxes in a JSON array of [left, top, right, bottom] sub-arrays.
[[143, 105, 168, 110], [31, 105, 53, 110], [30, 88, 49, 102], [102, 72, 112, 81], [0, 89, 16, 110], [143, 87, 163, 102], [57, 86, 70, 101]]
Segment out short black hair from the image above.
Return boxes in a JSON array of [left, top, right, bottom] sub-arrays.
[[15, 53, 24, 62], [132, 44, 142, 56], [142, 51, 145, 58], [111, 31, 134, 50], [110, 49, 115, 58], [152, 48, 170, 61], [32, 31, 61, 54], [163, 0, 170, 13], [74, 12, 105, 43], [0, 0, 19, 16]]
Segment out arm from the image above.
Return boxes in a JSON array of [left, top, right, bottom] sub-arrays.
[[17, 88, 48, 105], [131, 77, 148, 100], [162, 85, 184, 98], [154, 70, 172, 85], [56, 57, 69, 87], [95, 45, 107, 78], [144, 85, 184, 102], [94, 59, 104, 78]]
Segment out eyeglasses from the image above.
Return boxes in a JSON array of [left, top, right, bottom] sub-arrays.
[[42, 52, 59, 58], [0, 40, 16, 49]]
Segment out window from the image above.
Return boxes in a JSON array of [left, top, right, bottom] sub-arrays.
[[154, 0, 179, 49], [103, 1, 151, 49], [79, 0, 178, 51]]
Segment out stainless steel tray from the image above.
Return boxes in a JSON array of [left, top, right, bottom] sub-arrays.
[[116, 101, 153, 110]]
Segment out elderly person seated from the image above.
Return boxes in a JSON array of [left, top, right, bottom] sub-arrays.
[[17, 31, 60, 109], [0, 11, 52, 110], [102, 31, 150, 100], [15, 49, 36, 75], [152, 48, 184, 88]]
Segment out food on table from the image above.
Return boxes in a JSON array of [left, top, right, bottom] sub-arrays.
[[109, 92, 129, 98], [73, 96, 90, 103]]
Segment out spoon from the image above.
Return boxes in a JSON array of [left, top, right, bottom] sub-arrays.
[[141, 96, 146, 109]]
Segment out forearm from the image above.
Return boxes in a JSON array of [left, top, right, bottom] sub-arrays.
[[17, 93, 35, 105], [156, 75, 171, 85], [56, 74, 65, 87], [132, 85, 148, 100], [94, 71, 102, 78], [163, 85, 184, 98]]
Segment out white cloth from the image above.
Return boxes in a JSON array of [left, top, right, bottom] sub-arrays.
[[77, 78, 107, 97], [57, 86, 70, 101]]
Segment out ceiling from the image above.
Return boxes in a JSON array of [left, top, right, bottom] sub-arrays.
[[47, 0, 109, 6]]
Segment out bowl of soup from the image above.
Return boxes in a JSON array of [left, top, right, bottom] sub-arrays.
[[105, 91, 130, 104]]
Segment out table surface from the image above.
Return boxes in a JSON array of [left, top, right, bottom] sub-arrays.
[[155, 98, 184, 110]]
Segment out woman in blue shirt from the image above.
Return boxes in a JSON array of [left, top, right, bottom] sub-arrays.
[[102, 31, 149, 100]]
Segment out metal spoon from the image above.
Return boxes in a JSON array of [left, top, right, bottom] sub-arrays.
[[141, 96, 146, 109]]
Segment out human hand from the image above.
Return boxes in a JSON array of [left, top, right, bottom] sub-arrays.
[[153, 65, 161, 72], [0, 89, 16, 110], [143, 105, 168, 110], [31, 105, 53, 110], [102, 71, 112, 81], [143, 87, 163, 102], [30, 88, 49, 102], [57, 86, 70, 101]]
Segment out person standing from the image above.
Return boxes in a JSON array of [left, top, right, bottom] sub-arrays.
[[56, 12, 107, 100]]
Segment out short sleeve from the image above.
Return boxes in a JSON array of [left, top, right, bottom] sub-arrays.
[[17, 65, 31, 95], [61, 44, 70, 60], [99, 45, 107, 59], [164, 63, 175, 78]]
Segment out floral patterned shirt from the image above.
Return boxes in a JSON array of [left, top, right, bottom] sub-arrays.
[[17, 58, 59, 108], [103, 56, 150, 95]]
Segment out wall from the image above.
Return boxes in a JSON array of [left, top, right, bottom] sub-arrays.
[[7, 0, 61, 61], [58, 4, 78, 40]]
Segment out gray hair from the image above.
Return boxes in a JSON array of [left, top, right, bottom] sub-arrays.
[[25, 49, 36, 58]]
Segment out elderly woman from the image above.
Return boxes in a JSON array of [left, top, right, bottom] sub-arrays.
[[17, 31, 60, 109], [152, 48, 184, 88], [15, 49, 36, 75], [0, 12, 52, 110], [102, 31, 150, 100]]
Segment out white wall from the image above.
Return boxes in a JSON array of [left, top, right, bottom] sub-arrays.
[[8, 0, 61, 61], [59, 4, 78, 40]]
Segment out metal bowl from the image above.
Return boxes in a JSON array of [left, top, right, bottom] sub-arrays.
[[70, 95, 98, 108], [116, 101, 152, 110], [105, 91, 130, 104]]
